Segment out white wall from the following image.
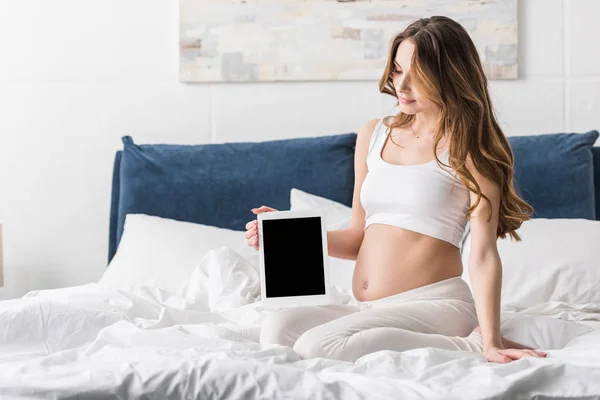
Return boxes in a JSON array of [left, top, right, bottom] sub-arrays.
[[0, 0, 599, 300]]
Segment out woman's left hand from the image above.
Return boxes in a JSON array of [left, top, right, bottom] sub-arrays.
[[484, 345, 547, 363]]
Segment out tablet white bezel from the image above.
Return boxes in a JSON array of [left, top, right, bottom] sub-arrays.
[[257, 209, 331, 309]]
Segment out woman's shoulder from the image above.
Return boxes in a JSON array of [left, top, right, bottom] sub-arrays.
[[359, 118, 383, 135], [358, 117, 390, 146], [356, 118, 382, 149], [352, 119, 384, 169]]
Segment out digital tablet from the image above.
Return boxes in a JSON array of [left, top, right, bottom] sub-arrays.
[[257, 209, 331, 309]]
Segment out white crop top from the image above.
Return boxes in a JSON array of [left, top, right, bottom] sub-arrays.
[[359, 118, 471, 248]]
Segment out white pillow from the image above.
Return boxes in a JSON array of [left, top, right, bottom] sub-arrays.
[[290, 188, 355, 293], [99, 214, 257, 297], [290, 188, 352, 230], [461, 218, 600, 308]]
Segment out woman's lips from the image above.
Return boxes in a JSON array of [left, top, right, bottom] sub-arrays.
[[399, 97, 416, 105]]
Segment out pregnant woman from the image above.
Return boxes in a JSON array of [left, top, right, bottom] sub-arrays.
[[246, 16, 547, 364]]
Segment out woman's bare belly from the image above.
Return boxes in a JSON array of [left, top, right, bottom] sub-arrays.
[[352, 224, 464, 302]]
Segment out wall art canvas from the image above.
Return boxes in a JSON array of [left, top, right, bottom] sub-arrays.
[[180, 0, 518, 82]]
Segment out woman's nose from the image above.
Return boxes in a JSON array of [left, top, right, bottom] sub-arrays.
[[396, 76, 410, 93]]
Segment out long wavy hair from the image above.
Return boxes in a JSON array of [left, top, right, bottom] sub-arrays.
[[378, 16, 532, 240]]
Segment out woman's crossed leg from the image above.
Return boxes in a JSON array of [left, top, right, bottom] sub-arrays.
[[260, 299, 482, 362]]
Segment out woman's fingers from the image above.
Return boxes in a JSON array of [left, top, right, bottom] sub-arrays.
[[525, 349, 547, 357], [499, 349, 546, 359], [246, 206, 274, 249], [497, 349, 524, 360], [247, 234, 258, 250], [245, 223, 259, 247], [244, 221, 258, 240], [245, 220, 258, 229], [251, 205, 278, 214], [246, 231, 258, 242], [516, 348, 546, 358]]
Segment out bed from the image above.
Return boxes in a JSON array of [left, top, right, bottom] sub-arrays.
[[1, 131, 600, 399]]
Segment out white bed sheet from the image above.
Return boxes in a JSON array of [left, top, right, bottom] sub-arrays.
[[576, 320, 600, 331], [1, 247, 600, 399]]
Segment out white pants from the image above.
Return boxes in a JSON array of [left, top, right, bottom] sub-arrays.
[[259, 276, 486, 362]]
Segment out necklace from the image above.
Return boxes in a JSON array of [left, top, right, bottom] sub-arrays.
[[388, 122, 434, 148], [409, 121, 433, 139]]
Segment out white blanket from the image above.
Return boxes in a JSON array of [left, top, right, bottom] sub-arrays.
[[1, 247, 600, 399]]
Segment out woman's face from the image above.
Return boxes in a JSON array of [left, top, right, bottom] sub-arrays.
[[392, 39, 437, 115]]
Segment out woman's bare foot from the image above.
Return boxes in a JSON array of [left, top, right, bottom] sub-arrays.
[[471, 325, 533, 350]]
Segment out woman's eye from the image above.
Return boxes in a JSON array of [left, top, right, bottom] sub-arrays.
[[394, 69, 402, 74]]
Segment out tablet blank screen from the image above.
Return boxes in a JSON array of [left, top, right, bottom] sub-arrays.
[[262, 217, 326, 298]]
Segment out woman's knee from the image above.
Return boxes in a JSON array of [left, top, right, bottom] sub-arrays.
[[293, 326, 354, 361], [259, 309, 304, 347], [259, 311, 289, 346], [260, 305, 354, 348], [293, 328, 328, 360]]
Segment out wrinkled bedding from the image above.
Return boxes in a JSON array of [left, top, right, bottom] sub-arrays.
[[1, 247, 600, 399]]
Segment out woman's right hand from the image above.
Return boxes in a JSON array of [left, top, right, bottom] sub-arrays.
[[245, 205, 279, 250]]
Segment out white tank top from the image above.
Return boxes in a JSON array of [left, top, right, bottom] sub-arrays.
[[359, 118, 471, 248]]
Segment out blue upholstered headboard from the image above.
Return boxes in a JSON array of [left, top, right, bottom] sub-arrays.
[[108, 134, 357, 264], [108, 151, 123, 263], [108, 134, 600, 265]]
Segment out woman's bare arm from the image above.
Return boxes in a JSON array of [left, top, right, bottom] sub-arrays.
[[326, 118, 380, 260]]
